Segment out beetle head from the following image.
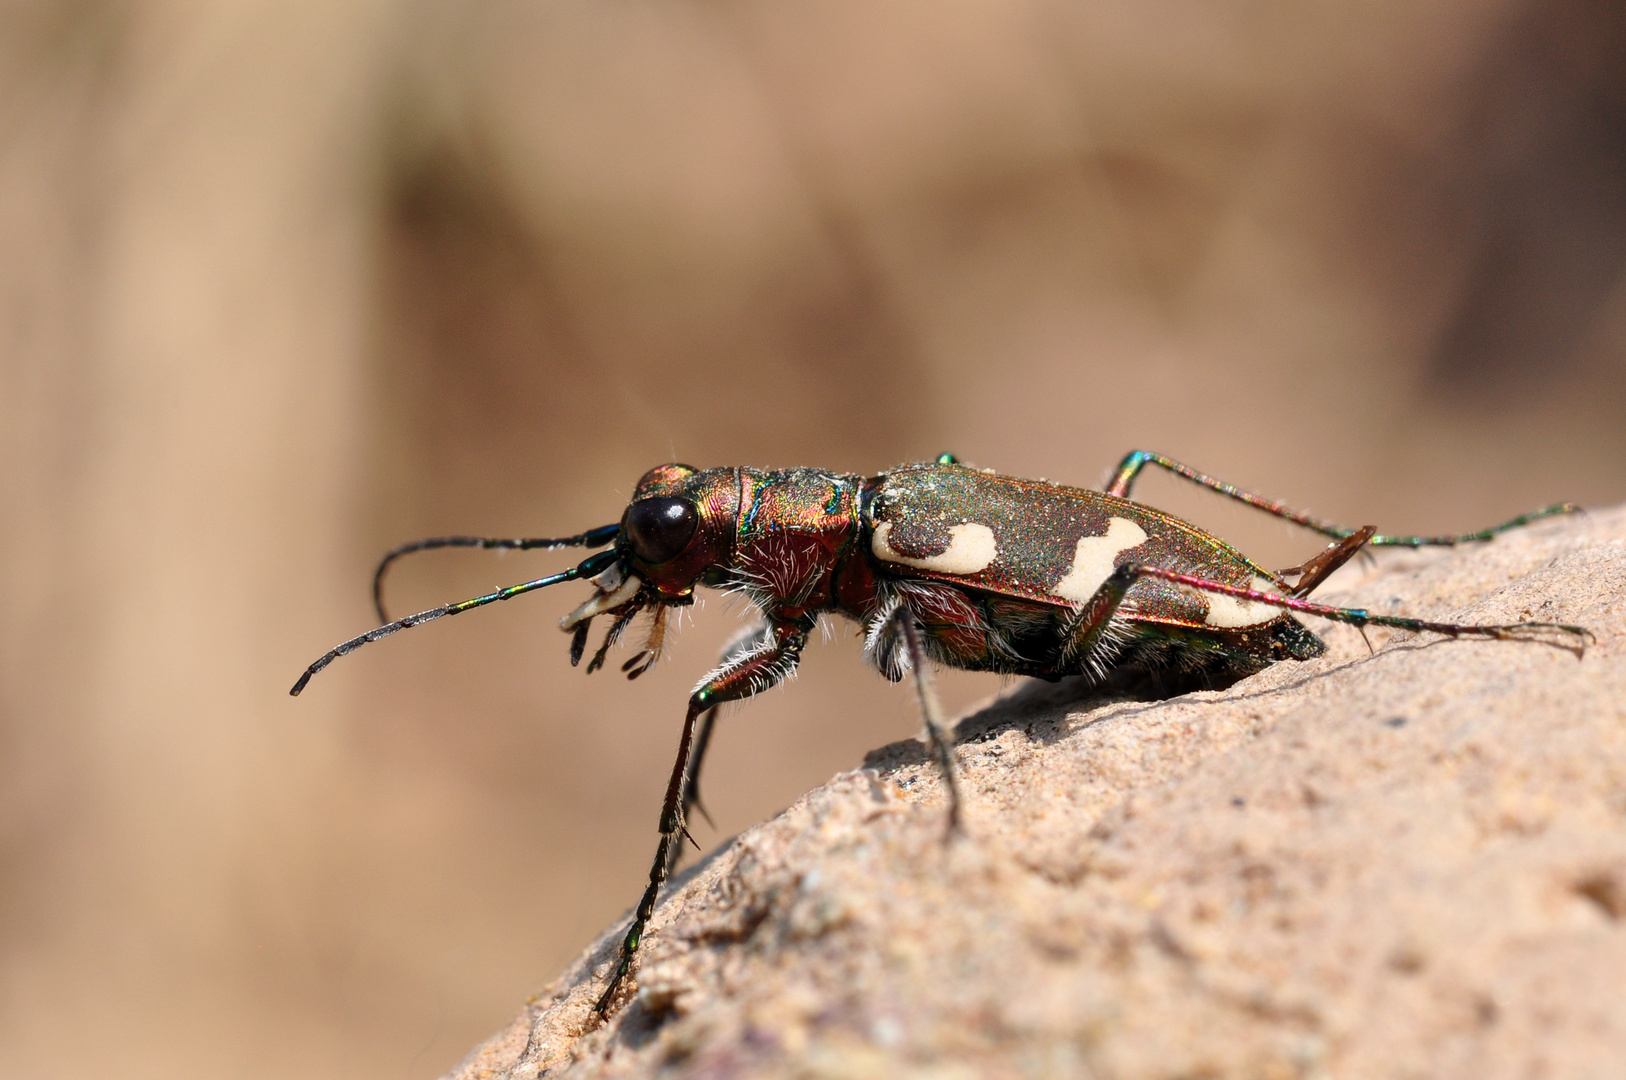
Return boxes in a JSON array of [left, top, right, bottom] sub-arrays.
[[557, 465, 737, 639], [619, 464, 739, 597]]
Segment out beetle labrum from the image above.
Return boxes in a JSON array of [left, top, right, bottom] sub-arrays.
[[290, 451, 1590, 1014]]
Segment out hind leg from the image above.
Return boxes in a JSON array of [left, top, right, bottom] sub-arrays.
[[1056, 561, 1589, 702], [1104, 450, 1578, 547], [1120, 564, 1590, 652]]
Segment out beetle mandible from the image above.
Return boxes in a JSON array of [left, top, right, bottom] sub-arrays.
[[290, 451, 1591, 1014]]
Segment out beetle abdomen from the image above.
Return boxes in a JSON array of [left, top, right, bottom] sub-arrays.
[[866, 462, 1286, 633]]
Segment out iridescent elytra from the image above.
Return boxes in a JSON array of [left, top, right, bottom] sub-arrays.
[[290, 451, 1590, 1015]]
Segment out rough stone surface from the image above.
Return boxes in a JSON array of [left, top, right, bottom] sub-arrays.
[[449, 507, 1626, 1080]]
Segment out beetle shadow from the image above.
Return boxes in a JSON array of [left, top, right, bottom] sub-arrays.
[[862, 665, 1241, 773], [909, 628, 1562, 767]]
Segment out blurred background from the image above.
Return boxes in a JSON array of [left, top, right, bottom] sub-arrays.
[[2, 2, 1624, 1076]]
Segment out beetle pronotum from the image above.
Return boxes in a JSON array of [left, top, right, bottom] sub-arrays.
[[291, 451, 1590, 1014]]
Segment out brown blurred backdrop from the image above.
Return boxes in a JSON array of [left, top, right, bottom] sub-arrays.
[[3, 2, 1624, 1077]]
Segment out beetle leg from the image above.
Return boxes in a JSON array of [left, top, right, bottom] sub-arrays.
[[1116, 564, 1591, 654], [595, 617, 811, 1016], [1061, 558, 1590, 682], [1057, 564, 1140, 679], [1104, 450, 1579, 547], [888, 606, 963, 837], [679, 709, 719, 831], [674, 619, 775, 840]]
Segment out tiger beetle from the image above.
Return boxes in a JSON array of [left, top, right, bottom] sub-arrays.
[[290, 451, 1591, 1015]]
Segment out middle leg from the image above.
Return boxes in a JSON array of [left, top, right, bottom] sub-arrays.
[[888, 606, 963, 835]]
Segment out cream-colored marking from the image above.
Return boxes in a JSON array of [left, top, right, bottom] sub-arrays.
[[872, 521, 997, 576], [559, 570, 642, 629], [1204, 575, 1284, 628], [1051, 517, 1149, 602]]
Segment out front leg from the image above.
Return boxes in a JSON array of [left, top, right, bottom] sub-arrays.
[[594, 616, 812, 1015], [678, 619, 775, 834]]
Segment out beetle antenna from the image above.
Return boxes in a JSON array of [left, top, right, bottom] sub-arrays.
[[293, 548, 619, 696], [372, 524, 619, 621]]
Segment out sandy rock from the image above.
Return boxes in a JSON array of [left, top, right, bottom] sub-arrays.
[[449, 506, 1626, 1080]]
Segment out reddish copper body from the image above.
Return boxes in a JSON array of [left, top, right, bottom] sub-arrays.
[[618, 461, 1319, 682]]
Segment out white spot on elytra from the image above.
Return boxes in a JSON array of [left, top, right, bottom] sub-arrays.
[[1051, 517, 1149, 603], [1204, 575, 1284, 627], [872, 521, 997, 576]]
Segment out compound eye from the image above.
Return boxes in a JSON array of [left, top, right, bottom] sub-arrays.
[[624, 497, 699, 565]]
